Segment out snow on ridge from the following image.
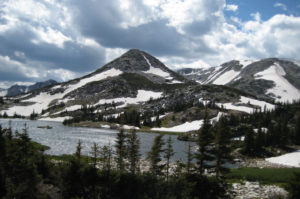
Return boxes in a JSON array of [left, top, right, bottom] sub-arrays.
[[255, 63, 300, 102], [240, 96, 275, 111], [151, 112, 225, 133], [212, 69, 241, 85], [239, 60, 254, 69], [1, 68, 124, 117], [39, 116, 72, 122], [217, 96, 275, 114], [266, 150, 300, 167], [152, 120, 204, 133], [97, 90, 163, 108], [0, 90, 7, 97], [142, 55, 173, 80]]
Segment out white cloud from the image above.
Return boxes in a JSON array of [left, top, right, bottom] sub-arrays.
[[225, 4, 238, 12], [33, 27, 72, 48], [274, 2, 288, 11]]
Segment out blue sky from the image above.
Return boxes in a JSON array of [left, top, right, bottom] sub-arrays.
[[0, 0, 300, 88], [226, 0, 300, 21]]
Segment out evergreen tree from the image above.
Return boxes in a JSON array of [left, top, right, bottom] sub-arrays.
[[186, 143, 193, 174], [0, 96, 4, 104], [243, 127, 255, 156], [126, 130, 141, 174], [90, 142, 100, 169], [115, 129, 127, 172], [214, 116, 232, 179], [75, 140, 82, 162], [164, 136, 175, 182], [295, 113, 300, 145], [147, 134, 165, 176], [195, 110, 214, 175], [100, 142, 113, 173]]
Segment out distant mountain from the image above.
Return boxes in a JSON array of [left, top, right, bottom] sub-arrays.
[[1, 49, 277, 129], [178, 58, 300, 102], [5, 79, 57, 97], [0, 88, 7, 97]]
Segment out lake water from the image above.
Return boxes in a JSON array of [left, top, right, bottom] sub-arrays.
[[0, 119, 195, 161]]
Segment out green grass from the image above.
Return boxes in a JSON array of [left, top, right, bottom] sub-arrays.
[[226, 167, 300, 185]]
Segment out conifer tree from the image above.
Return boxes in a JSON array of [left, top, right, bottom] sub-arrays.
[[243, 127, 255, 156], [75, 140, 82, 162], [164, 136, 175, 182], [214, 116, 232, 179], [115, 129, 127, 172], [186, 143, 193, 174], [195, 110, 213, 175], [147, 134, 165, 175], [90, 142, 100, 169], [295, 113, 300, 145], [126, 130, 141, 174], [100, 142, 113, 172]]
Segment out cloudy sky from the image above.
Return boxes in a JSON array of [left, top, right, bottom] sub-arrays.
[[0, 0, 300, 88]]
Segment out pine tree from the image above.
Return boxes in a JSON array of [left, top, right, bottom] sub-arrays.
[[295, 113, 300, 145], [90, 142, 100, 169], [214, 116, 232, 179], [186, 143, 193, 174], [75, 140, 82, 162], [147, 134, 165, 175], [100, 142, 113, 173], [115, 129, 127, 172], [164, 136, 175, 182], [195, 110, 214, 175], [126, 130, 141, 174], [243, 127, 255, 156]]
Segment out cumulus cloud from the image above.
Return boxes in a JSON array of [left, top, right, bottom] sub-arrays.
[[0, 0, 299, 86], [274, 2, 288, 11], [225, 4, 238, 12]]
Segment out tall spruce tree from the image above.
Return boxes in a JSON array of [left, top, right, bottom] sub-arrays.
[[186, 143, 193, 174], [164, 136, 175, 182], [126, 130, 141, 174], [90, 142, 100, 169], [195, 110, 214, 175], [214, 116, 232, 179], [100, 143, 113, 172], [115, 129, 127, 172], [147, 134, 165, 175]]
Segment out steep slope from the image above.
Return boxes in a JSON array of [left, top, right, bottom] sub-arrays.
[[179, 59, 300, 102], [0, 49, 188, 117]]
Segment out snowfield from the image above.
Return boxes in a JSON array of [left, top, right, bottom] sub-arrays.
[[97, 90, 163, 108], [152, 120, 204, 133], [39, 116, 72, 122], [255, 63, 300, 102], [266, 150, 300, 167], [217, 96, 275, 114], [143, 54, 180, 84], [0, 68, 124, 116], [213, 69, 240, 85]]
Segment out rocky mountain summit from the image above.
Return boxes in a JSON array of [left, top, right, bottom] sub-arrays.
[[0, 49, 281, 130], [178, 58, 300, 102]]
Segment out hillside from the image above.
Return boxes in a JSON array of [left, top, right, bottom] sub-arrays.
[[0, 49, 278, 132], [178, 58, 300, 102]]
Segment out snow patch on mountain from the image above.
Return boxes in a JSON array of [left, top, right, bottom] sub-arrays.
[[59, 68, 123, 96], [217, 96, 275, 114], [143, 55, 172, 80], [240, 96, 275, 111], [152, 120, 204, 133], [239, 60, 254, 69], [0, 89, 7, 97], [266, 150, 300, 167], [213, 70, 240, 85], [255, 63, 300, 102], [39, 116, 72, 122], [97, 90, 163, 108]]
